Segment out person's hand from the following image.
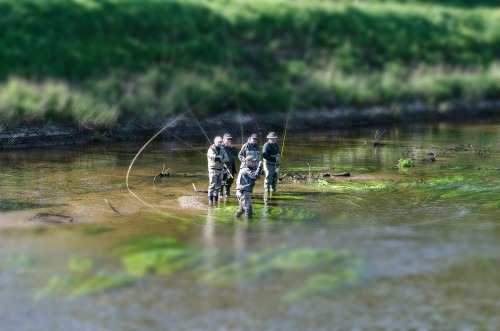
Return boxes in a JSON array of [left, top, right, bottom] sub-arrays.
[[214, 156, 221, 163], [258, 161, 263, 168]]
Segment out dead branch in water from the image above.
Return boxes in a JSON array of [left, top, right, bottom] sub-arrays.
[[192, 183, 208, 193], [28, 212, 73, 223], [105, 199, 120, 213], [153, 164, 170, 183]]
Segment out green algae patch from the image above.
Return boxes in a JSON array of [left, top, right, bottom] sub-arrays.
[[0, 255, 38, 270], [36, 273, 133, 299], [36, 257, 133, 299], [68, 257, 94, 273], [117, 236, 202, 277], [80, 225, 113, 236], [115, 237, 185, 255], [201, 246, 362, 302], [216, 203, 315, 221], [312, 179, 396, 193], [483, 200, 500, 209], [122, 248, 201, 277], [284, 268, 359, 303]]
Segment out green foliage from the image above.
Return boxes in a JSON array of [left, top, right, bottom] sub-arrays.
[[36, 257, 133, 299], [117, 236, 202, 276], [397, 157, 414, 168], [201, 245, 362, 302], [2, 0, 500, 125]]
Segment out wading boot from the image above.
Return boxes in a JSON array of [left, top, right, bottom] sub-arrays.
[[208, 196, 214, 207], [234, 209, 243, 218], [214, 195, 219, 206]]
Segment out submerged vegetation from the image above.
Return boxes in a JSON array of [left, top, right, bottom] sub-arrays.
[[1, 0, 500, 128], [35, 236, 362, 302]]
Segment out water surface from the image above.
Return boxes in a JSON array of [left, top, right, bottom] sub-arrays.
[[1, 121, 499, 330]]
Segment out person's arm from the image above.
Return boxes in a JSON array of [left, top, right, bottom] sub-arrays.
[[238, 143, 246, 162], [221, 149, 230, 164], [207, 147, 216, 166]]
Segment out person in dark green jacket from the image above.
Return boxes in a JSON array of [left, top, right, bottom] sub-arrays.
[[262, 131, 281, 195]]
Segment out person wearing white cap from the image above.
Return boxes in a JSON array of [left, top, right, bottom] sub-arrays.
[[234, 155, 263, 218], [262, 131, 281, 195], [207, 136, 229, 206], [221, 133, 238, 197]]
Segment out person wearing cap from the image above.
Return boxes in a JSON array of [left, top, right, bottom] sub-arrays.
[[238, 133, 261, 165], [207, 136, 229, 206], [262, 131, 281, 195], [221, 133, 239, 197], [234, 155, 263, 218]]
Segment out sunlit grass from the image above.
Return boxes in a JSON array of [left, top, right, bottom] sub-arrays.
[[1, 0, 500, 126]]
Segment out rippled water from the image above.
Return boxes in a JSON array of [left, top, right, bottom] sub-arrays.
[[1, 121, 499, 330]]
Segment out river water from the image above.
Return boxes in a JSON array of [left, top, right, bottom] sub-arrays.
[[1, 121, 499, 330]]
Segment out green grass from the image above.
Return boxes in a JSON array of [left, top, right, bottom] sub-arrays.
[[1, 0, 500, 127]]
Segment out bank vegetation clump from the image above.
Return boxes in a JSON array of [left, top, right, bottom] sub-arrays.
[[1, 0, 499, 129]]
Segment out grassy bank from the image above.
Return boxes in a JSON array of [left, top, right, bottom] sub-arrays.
[[1, 0, 499, 128]]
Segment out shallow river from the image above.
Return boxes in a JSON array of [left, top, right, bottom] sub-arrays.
[[1, 121, 499, 330]]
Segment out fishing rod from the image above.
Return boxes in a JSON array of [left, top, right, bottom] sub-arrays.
[[163, 126, 233, 180], [126, 111, 189, 217], [222, 19, 245, 145], [126, 96, 212, 216], [281, 21, 317, 161]]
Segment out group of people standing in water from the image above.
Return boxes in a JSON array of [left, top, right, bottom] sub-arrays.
[[206, 131, 281, 218]]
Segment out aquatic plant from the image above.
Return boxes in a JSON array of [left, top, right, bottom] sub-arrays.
[[36, 257, 134, 299], [117, 236, 202, 277], [216, 203, 314, 221], [37, 273, 133, 299], [312, 180, 395, 193], [0, 255, 38, 270], [80, 225, 113, 235], [397, 157, 414, 168], [201, 246, 362, 302]]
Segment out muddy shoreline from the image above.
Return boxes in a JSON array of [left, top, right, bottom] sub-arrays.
[[1, 100, 499, 149]]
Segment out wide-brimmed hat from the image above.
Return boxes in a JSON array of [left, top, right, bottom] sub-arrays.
[[267, 132, 278, 138], [245, 155, 256, 162], [223, 133, 232, 139]]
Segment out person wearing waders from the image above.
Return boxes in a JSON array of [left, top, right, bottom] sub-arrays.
[[262, 131, 281, 196], [221, 133, 238, 197], [207, 136, 229, 206], [234, 155, 263, 218], [238, 133, 260, 164]]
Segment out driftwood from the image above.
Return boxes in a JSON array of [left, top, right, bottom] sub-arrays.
[[192, 183, 208, 193], [28, 212, 73, 223], [153, 164, 170, 183], [105, 199, 120, 213]]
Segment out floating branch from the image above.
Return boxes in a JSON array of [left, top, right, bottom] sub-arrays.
[[192, 183, 208, 193], [105, 199, 120, 213], [153, 164, 170, 183]]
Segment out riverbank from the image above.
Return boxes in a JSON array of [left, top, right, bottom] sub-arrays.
[[2, 99, 499, 149]]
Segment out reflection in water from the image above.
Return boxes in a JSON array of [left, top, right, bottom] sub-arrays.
[[1, 123, 500, 330]]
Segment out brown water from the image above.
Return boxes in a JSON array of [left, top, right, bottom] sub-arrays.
[[1, 121, 499, 330]]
